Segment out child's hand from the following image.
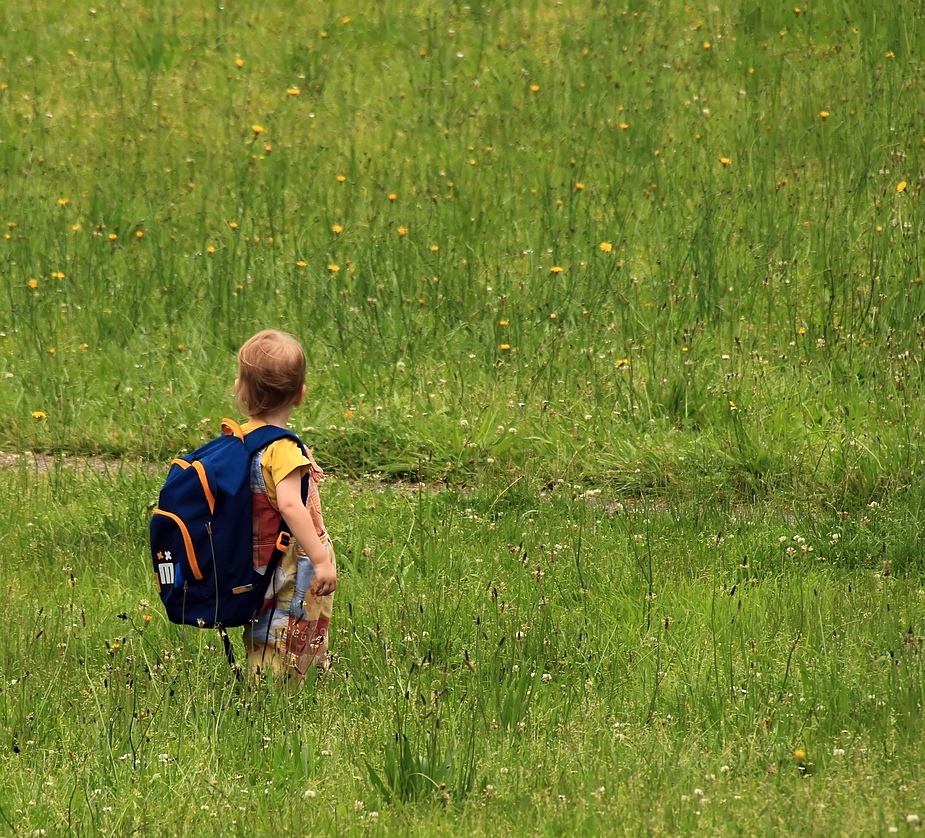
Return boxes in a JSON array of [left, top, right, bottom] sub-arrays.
[[311, 558, 337, 597]]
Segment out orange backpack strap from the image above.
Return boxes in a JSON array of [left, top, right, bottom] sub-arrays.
[[221, 418, 245, 441]]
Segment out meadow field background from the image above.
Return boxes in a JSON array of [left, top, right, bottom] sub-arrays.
[[2, 0, 925, 834]]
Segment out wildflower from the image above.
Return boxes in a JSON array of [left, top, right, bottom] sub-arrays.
[[287, 87, 300, 96], [229, 221, 239, 230], [599, 241, 613, 252], [885, 51, 895, 59], [135, 230, 143, 239], [51, 271, 64, 279], [32, 410, 47, 420], [327, 264, 340, 272], [615, 359, 629, 368], [793, 749, 805, 761], [797, 326, 806, 335], [235, 57, 244, 68], [388, 192, 397, 201], [897, 181, 907, 193], [703, 41, 711, 50], [252, 124, 264, 134], [108, 232, 117, 241], [719, 156, 730, 166], [331, 224, 343, 234], [619, 123, 629, 130], [499, 319, 509, 327], [28, 278, 38, 289], [530, 84, 540, 92], [342, 16, 350, 24], [143, 614, 152, 624], [336, 175, 347, 183], [429, 244, 439, 252], [397, 226, 408, 236], [57, 198, 70, 206], [550, 265, 564, 273], [575, 182, 585, 191], [206, 245, 215, 255], [500, 344, 511, 351], [819, 111, 829, 119], [296, 260, 307, 268], [71, 225, 80, 232]]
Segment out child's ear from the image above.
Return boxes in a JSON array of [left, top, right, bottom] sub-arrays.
[[293, 384, 306, 407]]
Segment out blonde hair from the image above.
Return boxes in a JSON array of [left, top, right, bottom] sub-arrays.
[[236, 330, 306, 416]]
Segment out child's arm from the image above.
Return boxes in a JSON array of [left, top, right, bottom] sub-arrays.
[[276, 469, 337, 596]]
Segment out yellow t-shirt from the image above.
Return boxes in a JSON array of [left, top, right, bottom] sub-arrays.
[[242, 421, 311, 509]]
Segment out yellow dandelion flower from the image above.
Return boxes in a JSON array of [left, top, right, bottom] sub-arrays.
[[615, 359, 629, 368], [703, 41, 711, 50], [48, 347, 55, 355], [397, 226, 408, 236], [599, 241, 613, 253], [296, 260, 307, 268], [27, 278, 38, 288], [252, 124, 264, 134], [336, 175, 347, 183], [32, 410, 47, 420], [229, 221, 239, 230], [429, 244, 439, 252], [331, 224, 343, 234], [550, 265, 564, 273], [797, 326, 806, 335], [719, 156, 731, 166], [327, 264, 340, 272], [884, 51, 894, 59], [235, 57, 244, 68], [499, 319, 509, 327], [620, 122, 629, 130], [388, 192, 397, 201], [57, 197, 70, 206], [51, 271, 64, 279], [206, 245, 216, 255], [79, 343, 88, 350], [342, 16, 350, 24], [575, 182, 585, 191], [287, 87, 300, 96], [793, 749, 806, 761], [108, 232, 118, 241], [499, 343, 511, 351], [897, 181, 907, 193], [530, 84, 540, 93], [71, 224, 80, 232], [135, 230, 144, 239]]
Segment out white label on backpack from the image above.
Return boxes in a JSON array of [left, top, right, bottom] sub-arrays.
[[157, 552, 176, 586]]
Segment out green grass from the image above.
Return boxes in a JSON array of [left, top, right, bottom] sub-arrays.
[[2, 0, 925, 833]]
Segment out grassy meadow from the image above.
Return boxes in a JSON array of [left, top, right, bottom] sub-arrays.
[[2, 0, 925, 833]]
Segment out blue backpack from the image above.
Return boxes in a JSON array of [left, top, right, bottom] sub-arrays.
[[150, 419, 307, 629]]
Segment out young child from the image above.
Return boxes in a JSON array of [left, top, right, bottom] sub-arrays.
[[234, 329, 336, 680]]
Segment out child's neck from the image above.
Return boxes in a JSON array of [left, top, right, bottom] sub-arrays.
[[250, 406, 293, 429]]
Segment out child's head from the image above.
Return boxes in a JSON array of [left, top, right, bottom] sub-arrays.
[[236, 329, 306, 417]]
